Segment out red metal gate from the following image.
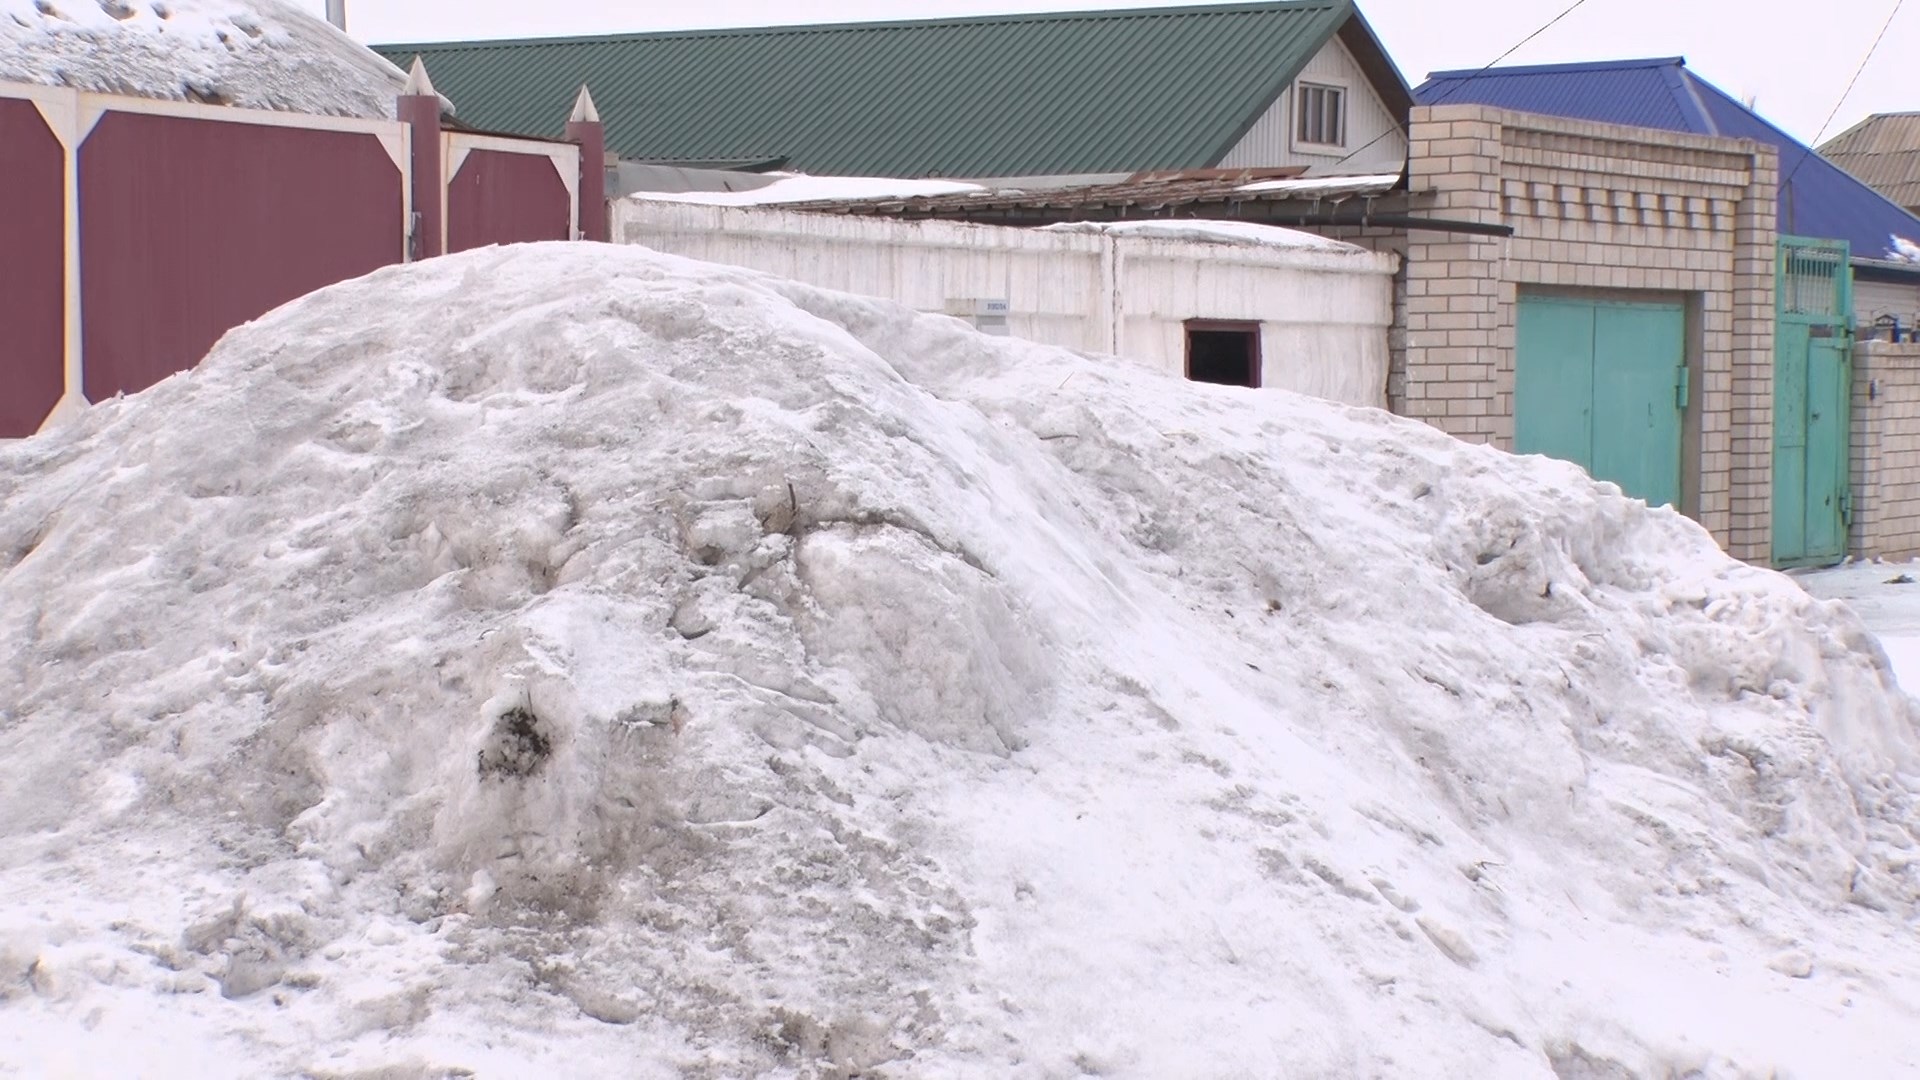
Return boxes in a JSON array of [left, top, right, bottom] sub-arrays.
[[0, 73, 604, 439], [0, 96, 67, 436], [445, 135, 578, 254], [78, 111, 408, 402]]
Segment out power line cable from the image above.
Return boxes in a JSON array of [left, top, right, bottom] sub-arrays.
[[1780, 0, 1906, 192], [1332, 0, 1592, 170]]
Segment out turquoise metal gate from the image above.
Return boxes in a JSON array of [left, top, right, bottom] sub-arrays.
[[1773, 237, 1853, 567]]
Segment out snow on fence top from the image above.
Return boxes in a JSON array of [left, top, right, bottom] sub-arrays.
[[0, 0, 413, 118]]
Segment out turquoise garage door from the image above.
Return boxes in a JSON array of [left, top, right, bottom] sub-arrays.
[[1515, 295, 1687, 508]]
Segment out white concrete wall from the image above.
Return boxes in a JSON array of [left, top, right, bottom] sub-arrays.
[[1217, 36, 1407, 175], [614, 200, 1398, 408], [1113, 241, 1394, 407]]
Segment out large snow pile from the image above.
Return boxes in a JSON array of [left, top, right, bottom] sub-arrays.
[[4, 244, 1920, 1078], [0, 0, 412, 118]]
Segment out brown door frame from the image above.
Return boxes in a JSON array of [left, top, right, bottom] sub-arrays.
[[1183, 319, 1264, 387]]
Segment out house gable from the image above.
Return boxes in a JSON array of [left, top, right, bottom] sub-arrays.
[[1217, 32, 1406, 172], [377, 1, 1405, 179]]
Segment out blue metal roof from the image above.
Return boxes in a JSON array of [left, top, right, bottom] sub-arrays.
[[1415, 58, 1920, 262]]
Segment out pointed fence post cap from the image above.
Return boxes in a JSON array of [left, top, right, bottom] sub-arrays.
[[403, 56, 436, 97], [569, 85, 600, 124]]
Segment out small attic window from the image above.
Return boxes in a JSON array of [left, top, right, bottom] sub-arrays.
[[1296, 82, 1347, 148]]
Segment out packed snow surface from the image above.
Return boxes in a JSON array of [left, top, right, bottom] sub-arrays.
[[1043, 218, 1366, 253], [1799, 560, 1920, 688], [4, 244, 1920, 1078], [0, 0, 414, 118]]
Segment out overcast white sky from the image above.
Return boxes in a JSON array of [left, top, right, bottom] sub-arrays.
[[304, 0, 1917, 147]]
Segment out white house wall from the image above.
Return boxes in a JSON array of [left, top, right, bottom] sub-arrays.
[[614, 200, 1398, 408], [1216, 36, 1407, 174], [1857, 276, 1920, 330]]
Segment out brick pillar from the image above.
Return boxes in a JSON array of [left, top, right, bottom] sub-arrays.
[[1727, 143, 1778, 562], [565, 86, 609, 243], [1401, 105, 1508, 445], [397, 57, 443, 260]]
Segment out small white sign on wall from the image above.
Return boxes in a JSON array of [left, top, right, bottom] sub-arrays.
[[946, 297, 1012, 336]]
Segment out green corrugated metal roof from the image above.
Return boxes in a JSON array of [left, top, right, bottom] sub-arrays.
[[375, 1, 1372, 178]]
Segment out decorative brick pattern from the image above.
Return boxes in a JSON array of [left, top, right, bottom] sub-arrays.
[[1850, 343, 1920, 560], [1393, 105, 1779, 560]]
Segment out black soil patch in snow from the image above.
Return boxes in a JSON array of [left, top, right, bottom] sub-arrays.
[[477, 705, 552, 779]]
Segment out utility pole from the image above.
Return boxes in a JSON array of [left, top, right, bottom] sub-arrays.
[[326, 0, 346, 31]]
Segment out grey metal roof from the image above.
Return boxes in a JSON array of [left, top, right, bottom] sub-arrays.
[[375, 1, 1411, 179], [1820, 113, 1920, 214]]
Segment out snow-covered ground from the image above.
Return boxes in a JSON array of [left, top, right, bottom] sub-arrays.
[[1798, 560, 1920, 690], [3, 243, 1918, 1078], [0, 0, 416, 119]]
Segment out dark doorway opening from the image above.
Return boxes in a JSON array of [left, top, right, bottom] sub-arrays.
[[1184, 321, 1261, 388]]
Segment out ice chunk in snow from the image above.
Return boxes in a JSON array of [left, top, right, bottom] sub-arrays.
[[1, 243, 1919, 1077]]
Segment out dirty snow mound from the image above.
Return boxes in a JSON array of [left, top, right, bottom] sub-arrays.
[[2, 243, 1919, 1078], [1, 0, 413, 118]]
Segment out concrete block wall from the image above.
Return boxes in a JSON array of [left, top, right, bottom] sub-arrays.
[[1314, 225, 1411, 409], [1851, 342, 1920, 560], [615, 200, 1400, 407], [1402, 105, 1779, 560]]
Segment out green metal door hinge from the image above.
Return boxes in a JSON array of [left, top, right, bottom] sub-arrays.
[[1841, 489, 1853, 527], [1676, 365, 1690, 410]]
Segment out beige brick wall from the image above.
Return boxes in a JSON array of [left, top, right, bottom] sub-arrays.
[[1401, 105, 1778, 560], [1851, 342, 1920, 559]]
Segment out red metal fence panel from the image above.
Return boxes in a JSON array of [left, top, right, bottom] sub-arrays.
[[78, 112, 406, 402], [1, 97, 67, 438], [3, 80, 603, 437], [446, 145, 574, 254]]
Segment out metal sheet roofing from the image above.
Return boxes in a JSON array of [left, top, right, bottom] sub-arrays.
[[375, 1, 1405, 179], [1820, 114, 1920, 214], [1415, 58, 1920, 262]]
